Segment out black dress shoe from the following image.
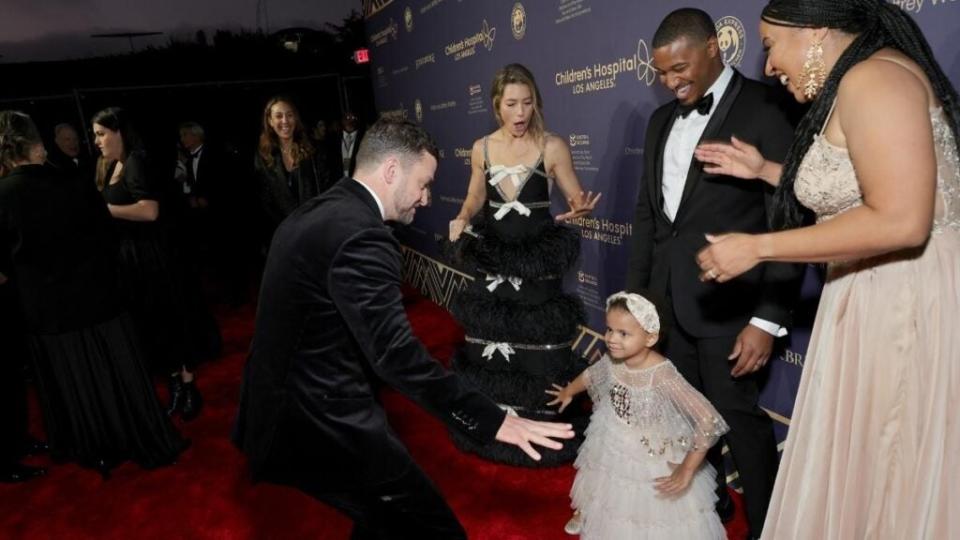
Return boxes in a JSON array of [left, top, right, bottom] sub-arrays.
[[0, 463, 47, 483], [179, 380, 203, 422], [165, 373, 184, 416]]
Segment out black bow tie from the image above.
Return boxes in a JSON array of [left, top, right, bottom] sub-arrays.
[[677, 93, 714, 119], [190, 150, 201, 159]]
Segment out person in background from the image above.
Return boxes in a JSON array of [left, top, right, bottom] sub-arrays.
[[94, 107, 204, 422], [1, 110, 187, 477]]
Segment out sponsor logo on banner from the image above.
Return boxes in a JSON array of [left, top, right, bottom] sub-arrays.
[[414, 99, 424, 123], [567, 134, 595, 171], [363, 0, 395, 18], [511, 3, 527, 40], [454, 147, 472, 166], [415, 53, 436, 70], [556, 0, 592, 24], [569, 133, 589, 147], [889, 0, 959, 14], [575, 270, 603, 312], [371, 18, 399, 47], [467, 84, 488, 115], [420, 0, 446, 14], [404, 6, 414, 32], [429, 100, 457, 112], [391, 65, 409, 75], [577, 271, 598, 286], [715, 16, 746, 67], [624, 146, 643, 156], [782, 349, 805, 367], [571, 216, 634, 246], [380, 103, 409, 120], [555, 38, 657, 95], [445, 20, 497, 61]]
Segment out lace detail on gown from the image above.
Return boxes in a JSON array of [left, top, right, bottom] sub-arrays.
[[584, 356, 729, 456], [795, 108, 960, 233]]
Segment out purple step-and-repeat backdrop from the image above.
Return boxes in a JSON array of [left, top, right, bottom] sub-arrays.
[[362, 0, 960, 445]]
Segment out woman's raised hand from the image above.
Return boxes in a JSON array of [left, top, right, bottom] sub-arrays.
[[555, 191, 602, 222]]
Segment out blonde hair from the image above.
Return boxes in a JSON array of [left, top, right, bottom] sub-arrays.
[[490, 63, 545, 144]]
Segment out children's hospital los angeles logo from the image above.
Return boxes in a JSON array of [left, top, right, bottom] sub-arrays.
[[554, 37, 657, 96], [511, 3, 527, 40], [445, 20, 497, 61], [414, 99, 424, 123], [715, 16, 746, 67]]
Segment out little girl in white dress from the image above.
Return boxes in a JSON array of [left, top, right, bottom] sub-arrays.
[[546, 291, 729, 539]]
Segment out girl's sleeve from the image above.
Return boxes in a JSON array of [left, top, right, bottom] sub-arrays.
[[584, 355, 611, 404], [653, 365, 730, 450]]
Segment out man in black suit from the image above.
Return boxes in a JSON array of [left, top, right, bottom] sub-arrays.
[[627, 8, 801, 538], [334, 111, 364, 180], [233, 118, 573, 539], [47, 123, 93, 180]]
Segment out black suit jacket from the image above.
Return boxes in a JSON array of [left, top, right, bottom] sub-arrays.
[[47, 148, 93, 181], [331, 128, 364, 179], [233, 178, 505, 486], [627, 71, 802, 338]]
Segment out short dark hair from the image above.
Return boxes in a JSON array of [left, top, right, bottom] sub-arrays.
[[354, 117, 439, 171], [652, 8, 717, 49]]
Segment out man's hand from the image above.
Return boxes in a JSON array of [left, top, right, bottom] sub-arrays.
[[495, 414, 575, 462], [729, 324, 774, 377]]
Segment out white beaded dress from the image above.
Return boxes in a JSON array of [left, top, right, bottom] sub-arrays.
[[572, 355, 729, 540]]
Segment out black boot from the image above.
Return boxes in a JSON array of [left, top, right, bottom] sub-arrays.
[[165, 373, 184, 417], [180, 380, 203, 422]]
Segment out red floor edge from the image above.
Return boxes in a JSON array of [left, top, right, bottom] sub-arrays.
[[0, 288, 750, 539]]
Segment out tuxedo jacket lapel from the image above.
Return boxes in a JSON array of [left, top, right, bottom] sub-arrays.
[[674, 70, 744, 223]]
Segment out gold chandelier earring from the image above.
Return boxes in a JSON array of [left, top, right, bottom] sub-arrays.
[[801, 39, 826, 100]]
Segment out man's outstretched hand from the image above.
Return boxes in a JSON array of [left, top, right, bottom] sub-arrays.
[[495, 414, 575, 461]]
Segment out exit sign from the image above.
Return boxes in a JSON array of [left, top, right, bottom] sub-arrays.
[[353, 48, 370, 64]]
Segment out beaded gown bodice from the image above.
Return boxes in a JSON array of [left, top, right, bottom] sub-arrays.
[[585, 356, 728, 459], [795, 107, 960, 234]]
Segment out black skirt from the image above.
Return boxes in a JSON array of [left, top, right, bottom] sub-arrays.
[[28, 313, 188, 469]]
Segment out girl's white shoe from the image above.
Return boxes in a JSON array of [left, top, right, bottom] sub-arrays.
[[564, 511, 583, 535]]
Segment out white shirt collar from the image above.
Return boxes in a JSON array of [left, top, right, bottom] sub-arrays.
[[353, 178, 386, 220], [701, 65, 734, 116]]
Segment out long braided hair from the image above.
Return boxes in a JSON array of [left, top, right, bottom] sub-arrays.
[[762, 0, 960, 230]]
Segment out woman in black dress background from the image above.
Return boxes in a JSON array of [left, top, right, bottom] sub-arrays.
[[0, 110, 186, 476], [253, 96, 331, 239], [93, 107, 204, 421]]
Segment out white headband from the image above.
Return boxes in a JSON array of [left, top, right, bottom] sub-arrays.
[[606, 291, 661, 334]]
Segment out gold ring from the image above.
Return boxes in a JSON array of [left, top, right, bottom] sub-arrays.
[[707, 269, 718, 280]]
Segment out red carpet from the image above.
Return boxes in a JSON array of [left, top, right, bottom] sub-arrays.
[[0, 289, 750, 539]]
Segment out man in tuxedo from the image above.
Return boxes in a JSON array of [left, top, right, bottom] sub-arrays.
[[627, 8, 801, 538], [335, 111, 364, 179], [47, 123, 92, 179], [233, 118, 573, 539]]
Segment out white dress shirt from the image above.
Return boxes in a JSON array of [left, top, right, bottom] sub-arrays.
[[353, 178, 386, 220], [661, 65, 733, 221], [661, 65, 785, 338]]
